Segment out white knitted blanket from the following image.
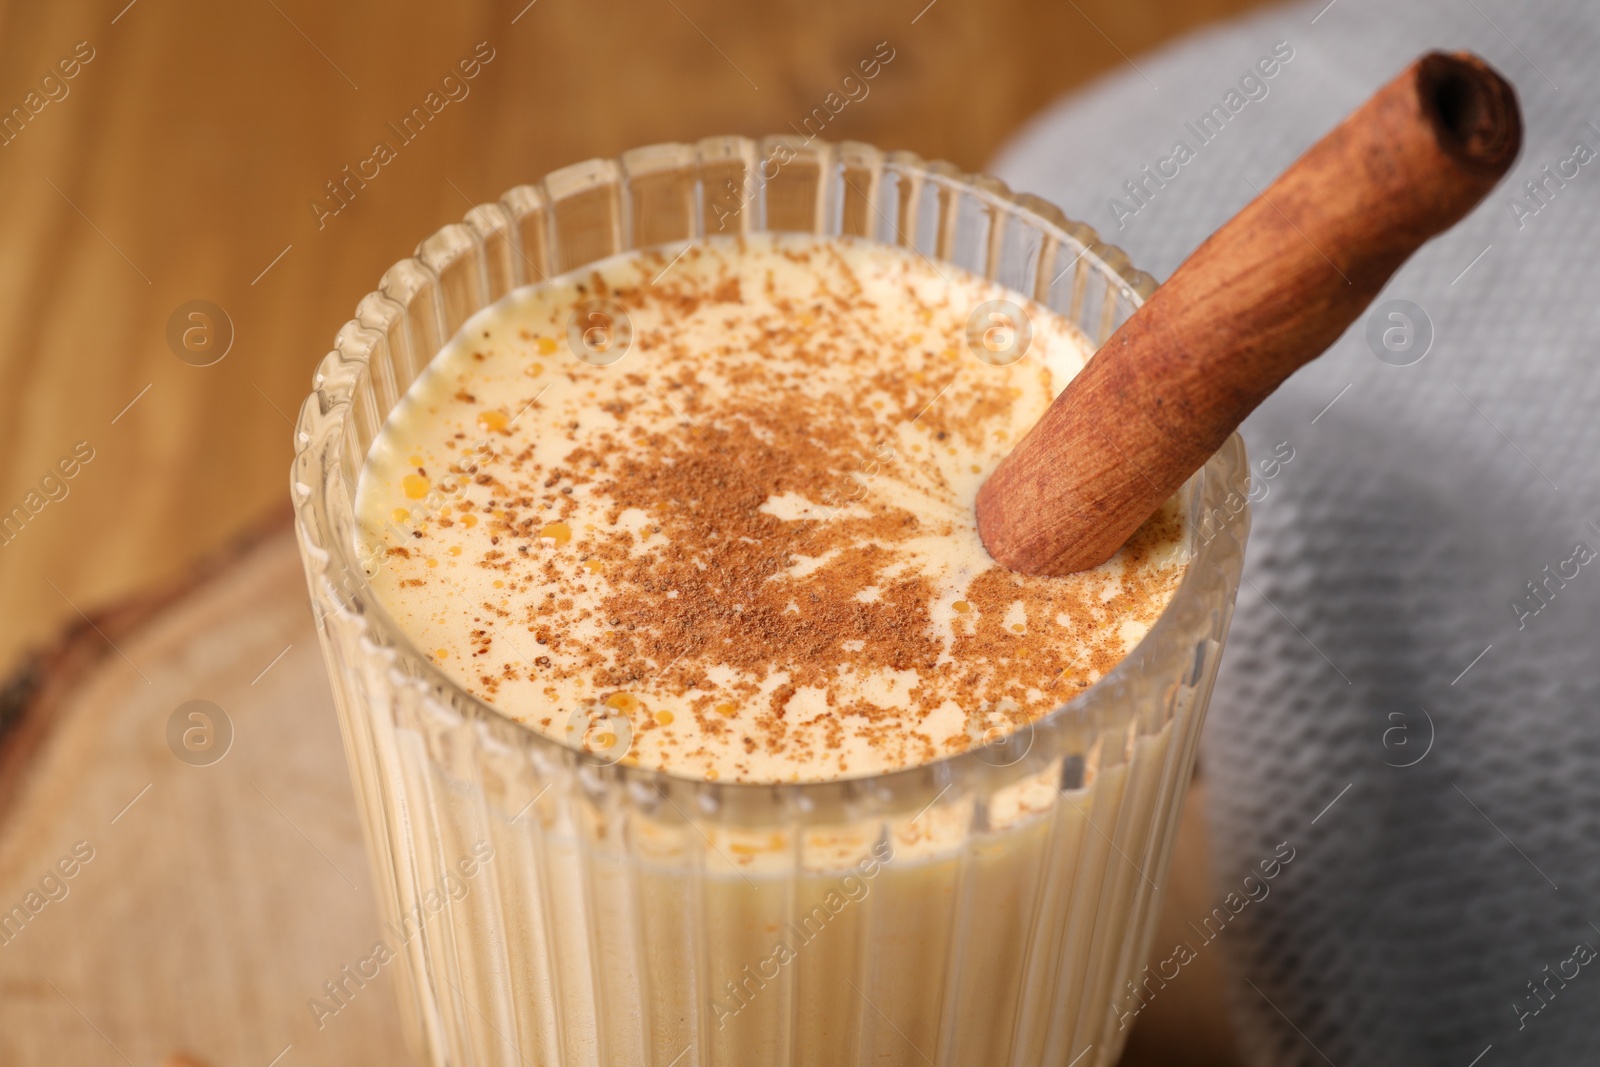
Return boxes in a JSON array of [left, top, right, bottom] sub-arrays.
[[993, 3, 1600, 1063]]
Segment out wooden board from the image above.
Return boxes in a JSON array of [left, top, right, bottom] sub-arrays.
[[0, 515, 411, 1067], [0, 514, 1239, 1066]]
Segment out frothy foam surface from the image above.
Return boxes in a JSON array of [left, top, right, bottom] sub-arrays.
[[356, 234, 1186, 782]]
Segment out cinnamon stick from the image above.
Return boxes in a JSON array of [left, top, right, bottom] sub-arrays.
[[977, 51, 1521, 575]]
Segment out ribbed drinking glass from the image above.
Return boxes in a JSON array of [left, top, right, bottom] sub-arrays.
[[292, 135, 1250, 1067]]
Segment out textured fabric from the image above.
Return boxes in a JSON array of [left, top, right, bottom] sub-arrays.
[[992, 3, 1600, 1064]]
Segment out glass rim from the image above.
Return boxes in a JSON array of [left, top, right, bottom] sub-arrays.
[[292, 134, 1250, 807]]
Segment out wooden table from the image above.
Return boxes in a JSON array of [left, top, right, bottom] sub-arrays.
[[0, 1, 1273, 1061], [0, 0, 1274, 674]]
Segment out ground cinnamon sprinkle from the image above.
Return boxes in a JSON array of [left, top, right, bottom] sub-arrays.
[[359, 234, 1187, 782]]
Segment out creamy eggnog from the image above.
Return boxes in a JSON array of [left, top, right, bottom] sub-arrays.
[[349, 233, 1192, 1066], [357, 234, 1184, 782]]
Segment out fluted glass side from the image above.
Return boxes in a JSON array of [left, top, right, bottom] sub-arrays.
[[291, 137, 1249, 1067]]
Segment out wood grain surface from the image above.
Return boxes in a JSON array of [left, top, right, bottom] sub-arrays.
[[0, 0, 1274, 675]]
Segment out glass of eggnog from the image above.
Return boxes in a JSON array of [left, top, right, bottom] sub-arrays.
[[292, 136, 1250, 1067]]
